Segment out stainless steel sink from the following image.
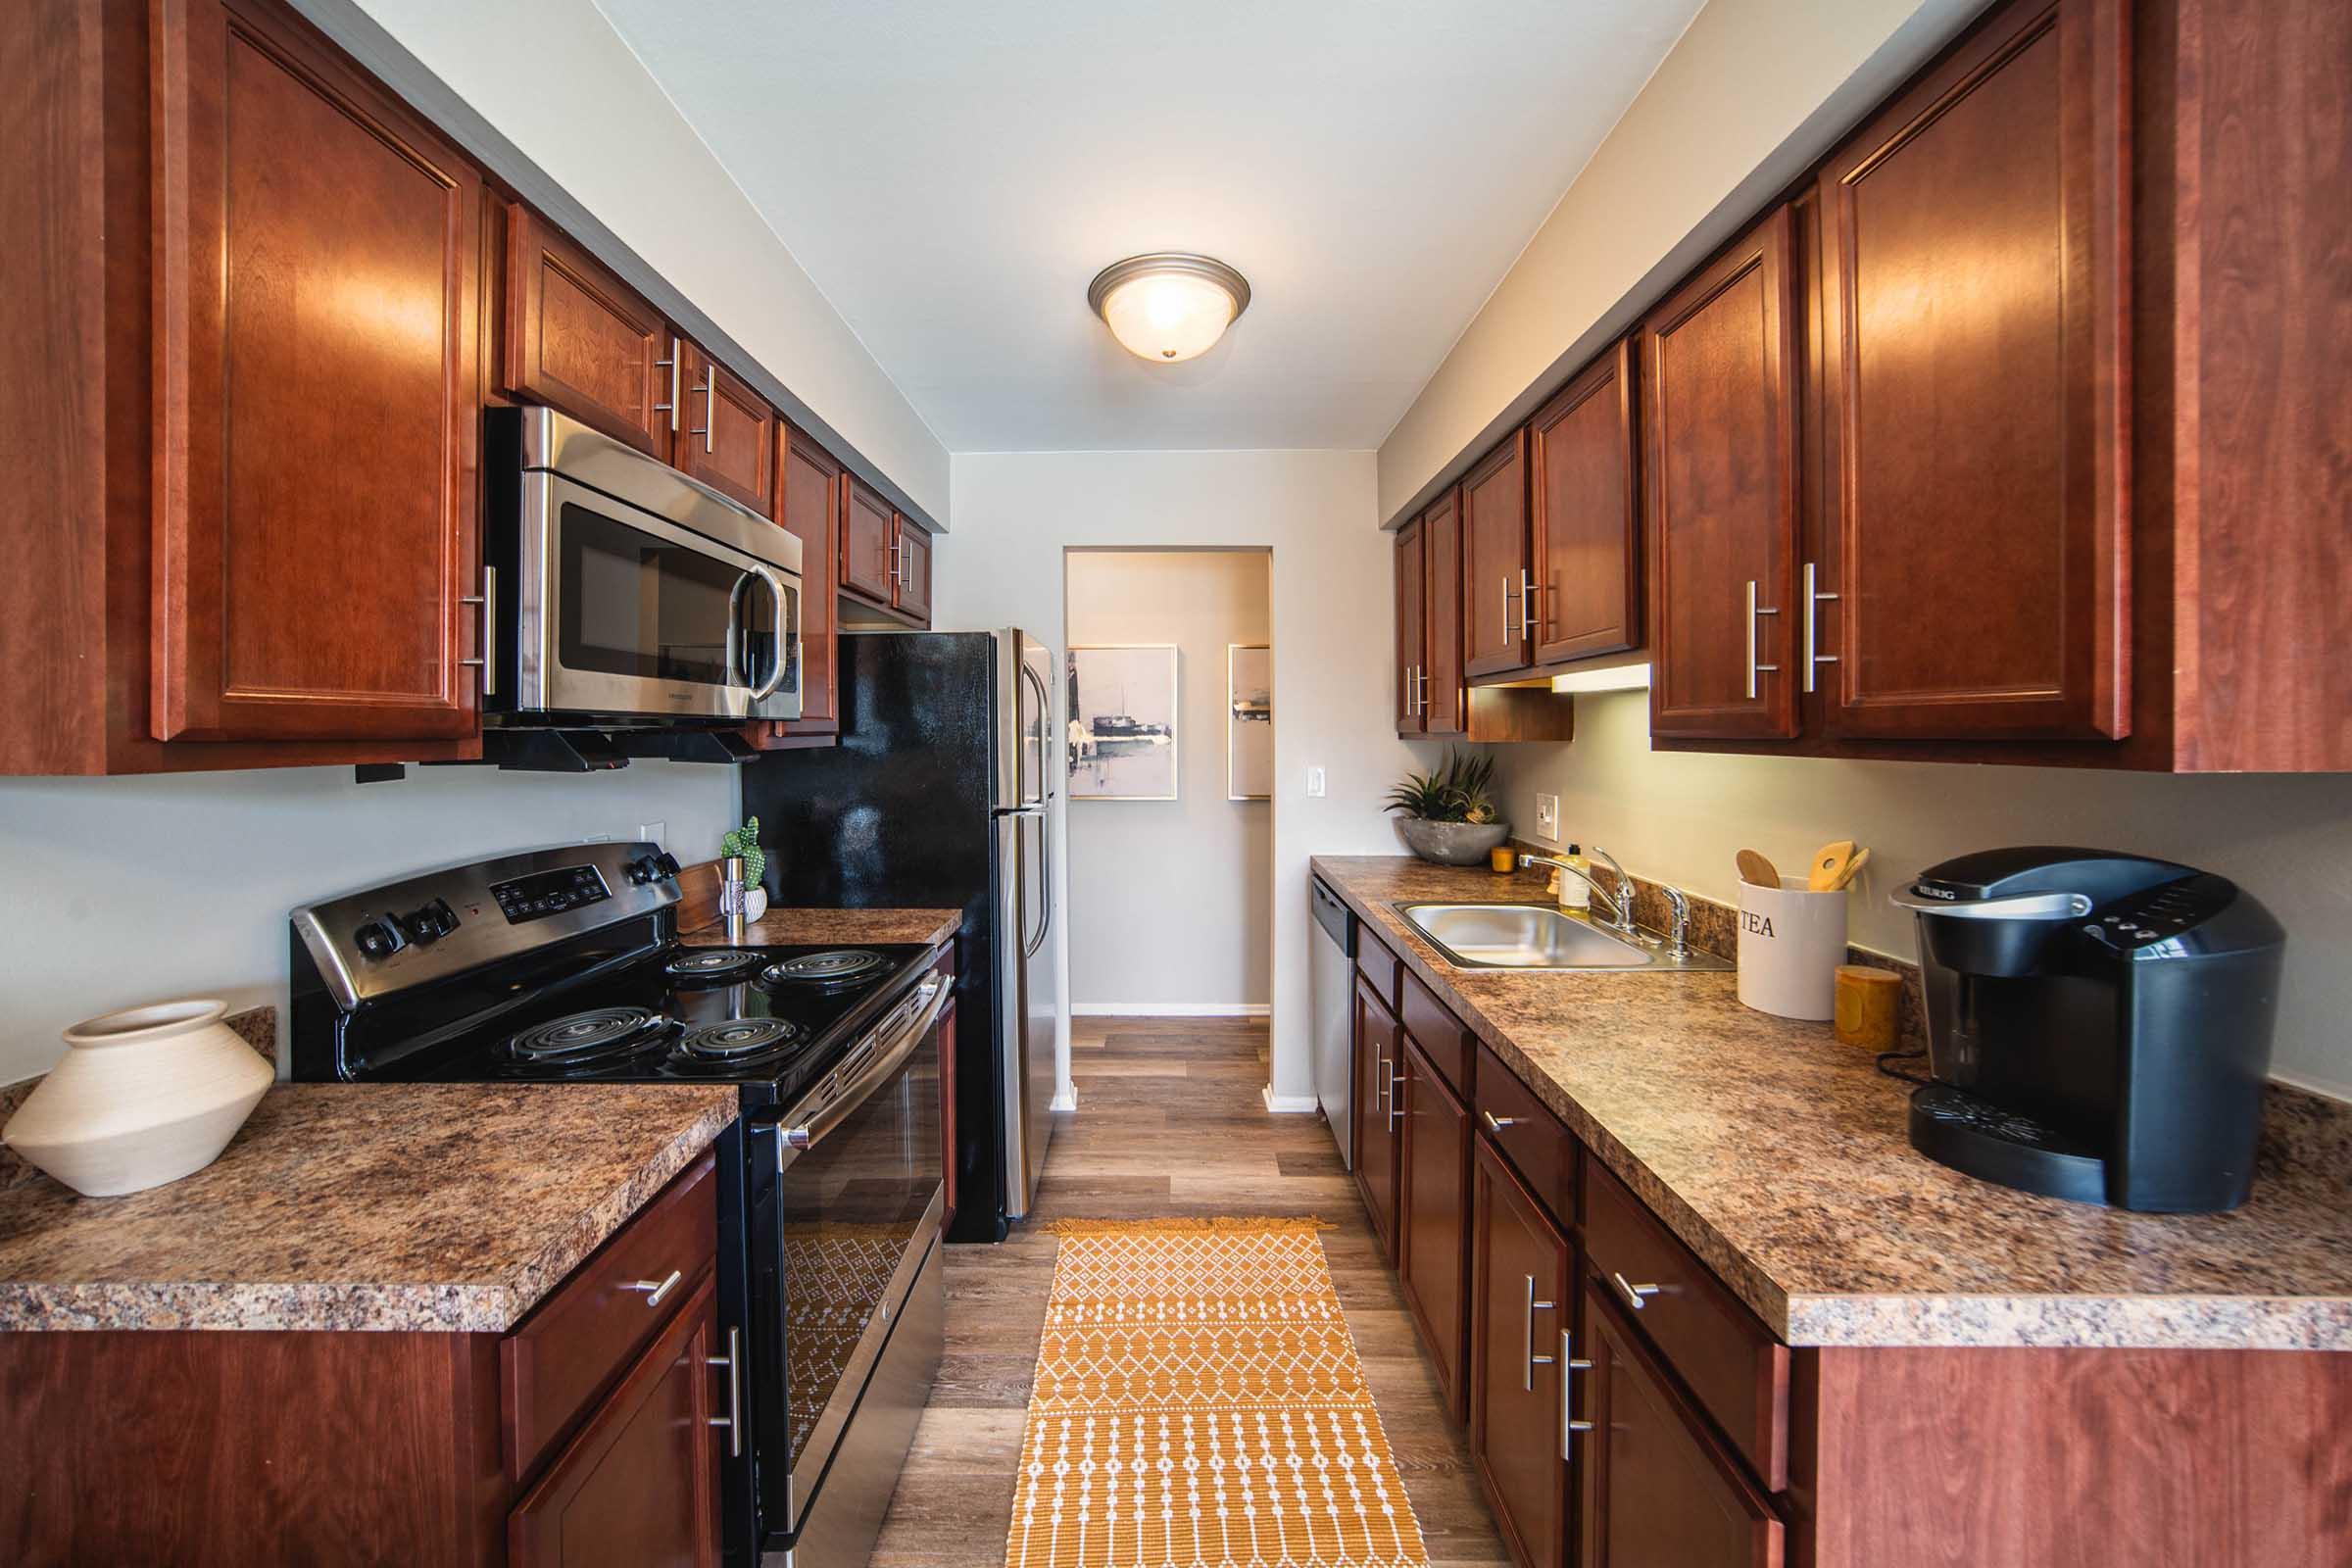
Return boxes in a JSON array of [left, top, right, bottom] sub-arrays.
[[1395, 903, 1733, 972]]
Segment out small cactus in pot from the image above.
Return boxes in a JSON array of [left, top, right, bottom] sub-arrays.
[[720, 816, 766, 888]]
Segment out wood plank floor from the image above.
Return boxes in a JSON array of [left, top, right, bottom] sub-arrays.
[[870, 1015, 1508, 1566]]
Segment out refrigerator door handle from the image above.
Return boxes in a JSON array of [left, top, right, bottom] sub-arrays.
[[1019, 660, 1052, 808], [1023, 808, 1053, 958]]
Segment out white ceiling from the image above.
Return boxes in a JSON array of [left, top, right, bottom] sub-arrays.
[[593, 1, 1702, 454]]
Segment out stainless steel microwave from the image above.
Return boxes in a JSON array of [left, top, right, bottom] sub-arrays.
[[485, 406, 802, 726]]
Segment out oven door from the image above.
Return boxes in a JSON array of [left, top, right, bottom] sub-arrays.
[[750, 971, 949, 1544], [514, 467, 801, 723]]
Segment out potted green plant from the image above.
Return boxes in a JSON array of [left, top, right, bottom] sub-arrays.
[[720, 816, 769, 922], [1384, 750, 1511, 865]]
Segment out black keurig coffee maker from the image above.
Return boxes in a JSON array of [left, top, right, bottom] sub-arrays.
[[1890, 847, 2284, 1212]]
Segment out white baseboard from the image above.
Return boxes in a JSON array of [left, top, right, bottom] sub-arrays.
[[1071, 1002, 1271, 1018], [1260, 1086, 1322, 1114], [1051, 1089, 1079, 1112]]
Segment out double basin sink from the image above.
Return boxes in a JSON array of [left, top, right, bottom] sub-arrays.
[[1395, 902, 1732, 973]]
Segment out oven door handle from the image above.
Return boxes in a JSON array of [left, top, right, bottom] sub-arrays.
[[782, 973, 949, 1152]]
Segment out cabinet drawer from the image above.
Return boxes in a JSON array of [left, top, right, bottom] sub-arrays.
[[1398, 967, 1471, 1095], [1472, 1045, 1577, 1228], [502, 1152, 719, 1483], [1583, 1154, 1788, 1490], [1355, 928, 1400, 1012]]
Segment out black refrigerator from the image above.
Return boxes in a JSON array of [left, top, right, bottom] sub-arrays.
[[743, 629, 1058, 1243]]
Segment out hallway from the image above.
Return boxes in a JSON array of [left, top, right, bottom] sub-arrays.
[[872, 1016, 1508, 1564]]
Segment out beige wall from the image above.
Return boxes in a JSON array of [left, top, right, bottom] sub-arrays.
[[1063, 552, 1273, 1010], [942, 451, 1424, 1109], [1376, 0, 1984, 524], [1490, 692, 2352, 1098]]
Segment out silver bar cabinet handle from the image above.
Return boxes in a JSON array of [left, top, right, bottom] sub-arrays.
[[1520, 569, 1541, 639], [1401, 664, 1415, 717], [708, 1325, 742, 1457], [458, 564, 497, 697], [1745, 579, 1781, 700], [654, 339, 680, 431], [1481, 1109, 1522, 1134], [690, 368, 715, 453], [1521, 1274, 1556, 1391], [1803, 561, 1840, 694], [1501, 574, 1513, 642], [1612, 1270, 1661, 1311], [1560, 1329, 1594, 1456], [1415, 666, 1431, 713], [624, 1268, 683, 1308], [1388, 1062, 1406, 1133]]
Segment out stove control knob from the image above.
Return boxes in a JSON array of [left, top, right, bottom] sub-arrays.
[[624, 856, 658, 886], [399, 899, 460, 945], [354, 920, 406, 960], [654, 852, 681, 880]]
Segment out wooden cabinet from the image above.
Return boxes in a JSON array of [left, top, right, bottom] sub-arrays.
[[150, 0, 482, 747], [674, 339, 775, 514], [840, 476, 898, 604], [1397, 1037, 1472, 1422], [1642, 205, 1801, 742], [762, 424, 845, 745], [1394, 514, 1428, 735], [1461, 430, 1534, 679], [502, 203, 672, 456], [1351, 977, 1402, 1261], [1470, 1138, 1575, 1568], [1395, 491, 1466, 737], [1577, 1280, 1785, 1568], [896, 514, 934, 624], [1530, 339, 1642, 665], [1814, 0, 2129, 742]]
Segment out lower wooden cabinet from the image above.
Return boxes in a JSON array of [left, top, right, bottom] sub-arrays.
[[1470, 1138, 1576, 1568], [1398, 1037, 1473, 1421], [1577, 1280, 1785, 1568], [1352, 978, 1402, 1260], [509, 1269, 724, 1568]]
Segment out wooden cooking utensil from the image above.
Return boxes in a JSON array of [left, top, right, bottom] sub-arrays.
[[1829, 846, 1872, 891], [1736, 849, 1781, 888], [1807, 840, 1857, 892]]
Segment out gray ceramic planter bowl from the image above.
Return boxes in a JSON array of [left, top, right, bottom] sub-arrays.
[[1395, 818, 1512, 867]]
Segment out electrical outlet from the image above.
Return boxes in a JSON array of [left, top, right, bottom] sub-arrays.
[[637, 820, 666, 849], [1305, 766, 1327, 798], [1535, 793, 1560, 840]]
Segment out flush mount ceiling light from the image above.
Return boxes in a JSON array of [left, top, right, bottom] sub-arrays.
[[1087, 253, 1252, 364]]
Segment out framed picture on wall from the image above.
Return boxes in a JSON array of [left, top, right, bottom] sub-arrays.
[[1227, 644, 1272, 800], [1066, 644, 1179, 800]]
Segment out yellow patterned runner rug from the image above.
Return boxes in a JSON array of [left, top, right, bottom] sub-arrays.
[[1006, 1217, 1432, 1568]]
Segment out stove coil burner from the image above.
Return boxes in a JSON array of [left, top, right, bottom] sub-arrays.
[[506, 1006, 669, 1066], [675, 1017, 803, 1060], [760, 949, 887, 987], [665, 949, 764, 983]]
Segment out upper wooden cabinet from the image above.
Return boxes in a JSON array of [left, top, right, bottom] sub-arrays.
[[674, 339, 776, 515], [1394, 514, 1427, 736], [1461, 430, 1534, 679], [1530, 339, 1642, 665], [764, 424, 845, 743], [1642, 205, 1801, 742], [1814, 0, 2129, 742], [151, 0, 482, 747], [840, 477, 897, 605], [895, 514, 933, 624], [502, 203, 671, 456], [1396, 492, 1466, 738]]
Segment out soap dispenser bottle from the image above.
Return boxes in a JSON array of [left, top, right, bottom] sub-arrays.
[[1550, 842, 1592, 913]]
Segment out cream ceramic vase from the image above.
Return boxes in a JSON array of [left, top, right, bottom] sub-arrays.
[[3, 1000, 273, 1197]]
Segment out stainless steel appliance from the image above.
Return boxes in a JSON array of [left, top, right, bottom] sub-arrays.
[[746, 629, 1060, 1242], [1891, 846, 2285, 1212], [1310, 877, 1355, 1169], [484, 406, 803, 727], [285, 843, 948, 1564]]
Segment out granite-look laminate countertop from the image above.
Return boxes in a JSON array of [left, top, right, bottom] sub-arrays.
[[1312, 855, 2352, 1351], [0, 1083, 737, 1333], [683, 906, 960, 949]]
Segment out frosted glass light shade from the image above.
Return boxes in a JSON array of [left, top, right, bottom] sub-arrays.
[[1087, 254, 1251, 364]]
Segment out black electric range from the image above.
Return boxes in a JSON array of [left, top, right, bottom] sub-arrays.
[[285, 842, 950, 1567]]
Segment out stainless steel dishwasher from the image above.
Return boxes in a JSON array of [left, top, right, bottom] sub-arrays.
[[1309, 877, 1356, 1169]]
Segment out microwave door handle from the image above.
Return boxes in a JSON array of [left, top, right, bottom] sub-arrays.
[[782, 975, 949, 1152], [726, 571, 753, 687], [748, 564, 789, 701]]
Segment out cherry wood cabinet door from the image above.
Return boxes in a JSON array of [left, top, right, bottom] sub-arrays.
[[1815, 0, 2129, 742], [1461, 430, 1534, 679], [768, 424, 843, 740], [1531, 339, 1641, 666], [1579, 1281, 1784, 1568], [151, 0, 481, 744], [1470, 1139, 1574, 1568], [1398, 1039, 1472, 1423], [1422, 489, 1467, 736], [895, 516, 933, 624], [1352, 980, 1402, 1262], [509, 1270, 722, 1568], [1394, 518, 1427, 735], [502, 203, 671, 457], [674, 340, 774, 514], [840, 477, 897, 604], [1642, 206, 1801, 741]]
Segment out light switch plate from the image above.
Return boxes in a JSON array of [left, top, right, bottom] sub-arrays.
[[1535, 794, 1559, 839], [1305, 766, 1327, 798]]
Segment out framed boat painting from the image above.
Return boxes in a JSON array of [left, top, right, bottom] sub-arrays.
[[1227, 644, 1271, 800], [1066, 644, 1179, 800]]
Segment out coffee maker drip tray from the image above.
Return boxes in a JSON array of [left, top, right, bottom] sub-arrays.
[[1909, 1084, 2108, 1205]]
